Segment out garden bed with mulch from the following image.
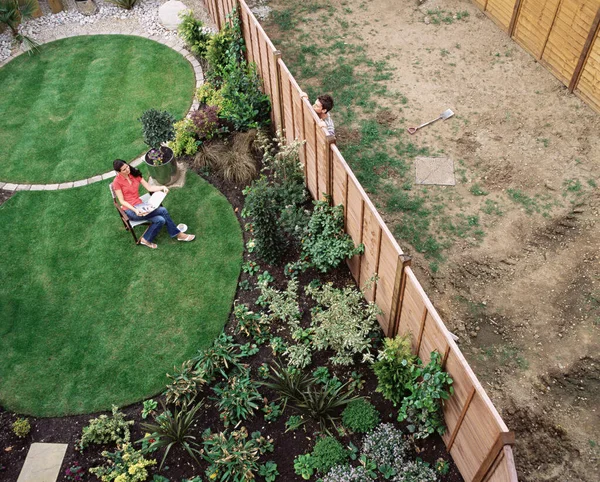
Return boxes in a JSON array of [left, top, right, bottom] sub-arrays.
[[0, 155, 462, 481]]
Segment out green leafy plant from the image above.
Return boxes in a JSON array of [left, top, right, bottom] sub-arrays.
[[342, 399, 380, 433], [212, 367, 262, 427], [192, 331, 244, 382], [306, 280, 381, 365], [262, 401, 283, 422], [169, 118, 199, 157], [373, 334, 418, 405], [301, 198, 364, 272], [11, 418, 30, 438], [258, 363, 270, 379], [79, 405, 133, 450], [397, 351, 454, 439], [436, 458, 450, 475], [260, 360, 311, 411], [164, 360, 207, 407], [203, 427, 274, 482], [0, 0, 39, 51], [234, 303, 270, 344], [178, 10, 213, 58], [361, 423, 409, 477], [322, 464, 373, 481], [140, 401, 204, 470], [243, 176, 288, 264], [393, 459, 438, 481], [269, 336, 288, 356], [138, 109, 176, 164], [311, 436, 349, 474], [141, 399, 158, 419], [106, 0, 138, 10], [285, 414, 304, 432], [89, 443, 156, 482], [241, 260, 260, 276], [258, 460, 279, 482], [293, 453, 315, 480]]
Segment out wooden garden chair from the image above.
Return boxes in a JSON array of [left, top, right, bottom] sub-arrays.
[[109, 184, 151, 244]]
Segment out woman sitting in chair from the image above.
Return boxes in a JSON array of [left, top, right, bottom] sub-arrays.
[[112, 159, 195, 249]]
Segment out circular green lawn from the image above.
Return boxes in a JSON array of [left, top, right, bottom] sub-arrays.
[[0, 171, 243, 416], [0, 35, 195, 184]]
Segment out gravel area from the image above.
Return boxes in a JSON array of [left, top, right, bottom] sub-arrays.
[[0, 0, 216, 63]]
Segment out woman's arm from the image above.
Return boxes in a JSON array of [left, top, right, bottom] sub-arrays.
[[140, 178, 169, 194], [115, 189, 144, 216]]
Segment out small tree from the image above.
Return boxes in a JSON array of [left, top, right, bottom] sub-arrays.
[[0, 0, 39, 51], [138, 109, 176, 164]]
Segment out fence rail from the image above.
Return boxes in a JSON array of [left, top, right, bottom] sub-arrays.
[[474, 0, 600, 113], [204, 1, 518, 480]]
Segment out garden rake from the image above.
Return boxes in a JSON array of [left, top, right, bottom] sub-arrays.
[[407, 109, 454, 134]]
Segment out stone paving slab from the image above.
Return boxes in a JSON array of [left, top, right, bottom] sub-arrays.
[[17, 443, 68, 482], [73, 179, 88, 188], [43, 184, 59, 190], [88, 175, 103, 184], [16, 184, 31, 191], [3, 183, 18, 191], [29, 184, 47, 191], [415, 156, 455, 186], [58, 182, 74, 190]]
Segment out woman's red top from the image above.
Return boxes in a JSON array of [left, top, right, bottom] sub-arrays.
[[113, 174, 143, 208]]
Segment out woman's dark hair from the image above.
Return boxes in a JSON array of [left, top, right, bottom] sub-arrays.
[[113, 159, 142, 178]]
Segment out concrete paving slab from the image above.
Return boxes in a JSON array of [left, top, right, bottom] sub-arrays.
[[17, 443, 68, 482], [29, 184, 47, 191], [43, 184, 59, 190], [415, 156, 455, 186], [16, 184, 32, 191], [58, 182, 74, 190], [0, 182, 5, 189], [3, 183, 18, 191], [102, 172, 116, 180], [87, 175, 103, 184], [73, 179, 88, 188]]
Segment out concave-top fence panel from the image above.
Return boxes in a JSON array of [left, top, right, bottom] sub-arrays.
[[206, 1, 518, 480], [472, 0, 600, 113]]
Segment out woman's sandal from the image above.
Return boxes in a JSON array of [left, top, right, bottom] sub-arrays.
[[140, 239, 157, 249], [177, 233, 195, 242]]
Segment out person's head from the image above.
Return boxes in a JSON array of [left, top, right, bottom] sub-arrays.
[[113, 159, 141, 178], [313, 94, 334, 117]]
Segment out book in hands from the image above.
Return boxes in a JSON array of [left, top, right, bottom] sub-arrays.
[[138, 191, 167, 214]]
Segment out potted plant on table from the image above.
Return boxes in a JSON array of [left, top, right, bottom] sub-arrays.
[[138, 108, 177, 185]]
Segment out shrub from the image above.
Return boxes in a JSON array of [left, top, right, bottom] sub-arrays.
[[243, 176, 287, 264], [234, 302, 270, 343], [212, 367, 262, 427], [301, 198, 364, 272], [12, 418, 30, 438], [89, 443, 155, 482], [192, 331, 244, 382], [205, 11, 244, 85], [138, 109, 176, 151], [140, 401, 203, 470], [178, 10, 213, 58], [106, 0, 137, 10], [196, 82, 225, 107], [164, 360, 206, 407], [202, 427, 274, 482], [169, 118, 199, 157], [373, 334, 418, 406], [190, 105, 222, 140], [391, 460, 438, 482], [322, 464, 373, 482], [311, 436, 349, 474], [258, 278, 302, 328], [397, 351, 453, 439], [79, 405, 133, 450], [361, 423, 409, 475], [293, 453, 315, 480], [306, 281, 381, 365], [342, 399, 380, 433]]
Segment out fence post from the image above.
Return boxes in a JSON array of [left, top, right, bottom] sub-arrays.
[[388, 254, 411, 337], [508, 0, 523, 37], [272, 51, 284, 132], [569, 7, 600, 92], [473, 431, 516, 482]]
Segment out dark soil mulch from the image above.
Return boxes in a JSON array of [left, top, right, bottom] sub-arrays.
[[0, 164, 463, 482]]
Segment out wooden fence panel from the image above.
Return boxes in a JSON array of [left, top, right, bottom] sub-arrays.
[[418, 312, 450, 366], [485, 0, 518, 30], [345, 178, 364, 282], [449, 392, 505, 481], [575, 26, 600, 111], [331, 146, 347, 209], [513, 0, 560, 58], [358, 207, 380, 302], [302, 100, 318, 199], [484, 446, 519, 481], [473, 0, 489, 9], [375, 235, 401, 336], [398, 270, 427, 353], [542, 0, 600, 84]]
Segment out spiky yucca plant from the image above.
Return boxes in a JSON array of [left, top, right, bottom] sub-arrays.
[[0, 0, 39, 52]]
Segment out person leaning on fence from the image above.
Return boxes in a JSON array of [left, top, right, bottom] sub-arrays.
[[313, 94, 335, 136]]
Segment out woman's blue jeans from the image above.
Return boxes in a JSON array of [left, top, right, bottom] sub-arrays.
[[125, 205, 181, 243]]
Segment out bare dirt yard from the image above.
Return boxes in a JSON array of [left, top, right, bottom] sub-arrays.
[[255, 0, 600, 479]]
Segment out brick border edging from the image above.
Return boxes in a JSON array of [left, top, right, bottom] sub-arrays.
[[0, 32, 203, 192]]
